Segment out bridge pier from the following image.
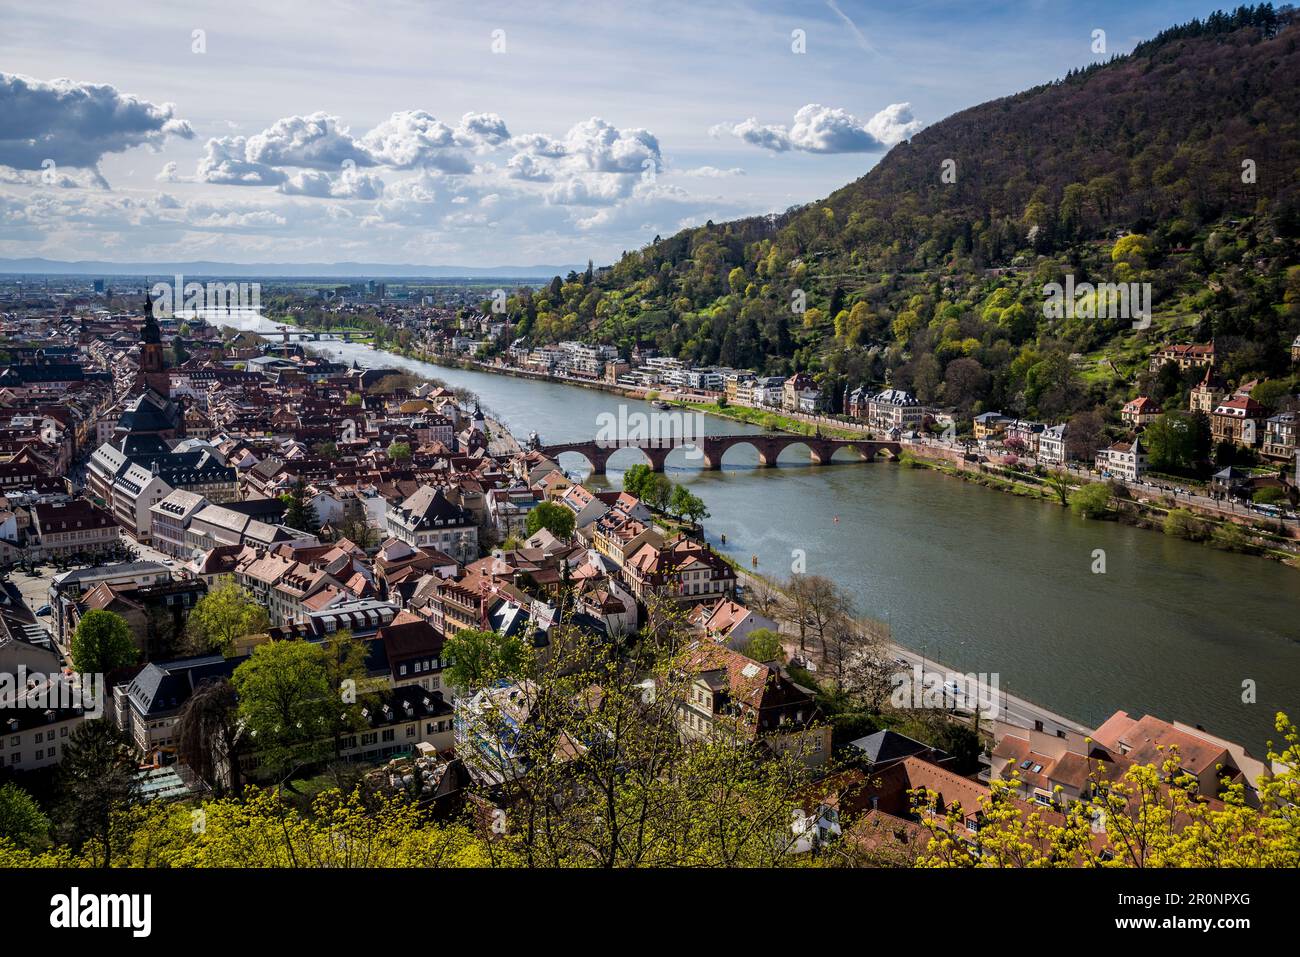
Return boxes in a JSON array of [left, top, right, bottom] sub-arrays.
[[644, 446, 671, 473]]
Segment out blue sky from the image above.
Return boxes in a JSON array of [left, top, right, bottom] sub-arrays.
[[0, 0, 1232, 266]]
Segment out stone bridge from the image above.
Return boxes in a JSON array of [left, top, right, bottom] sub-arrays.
[[273, 327, 368, 343], [539, 434, 902, 475]]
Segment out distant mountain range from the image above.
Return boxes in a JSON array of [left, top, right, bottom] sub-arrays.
[[0, 257, 584, 280]]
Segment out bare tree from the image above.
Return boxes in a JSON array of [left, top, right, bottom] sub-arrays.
[[787, 574, 853, 654], [745, 575, 785, 621]]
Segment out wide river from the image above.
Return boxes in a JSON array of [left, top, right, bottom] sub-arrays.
[[227, 315, 1298, 748]]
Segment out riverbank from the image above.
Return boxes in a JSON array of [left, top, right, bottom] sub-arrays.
[[899, 444, 1299, 567]]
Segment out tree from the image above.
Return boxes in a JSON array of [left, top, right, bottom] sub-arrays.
[[643, 473, 674, 512], [622, 463, 655, 500], [0, 783, 49, 849], [280, 477, 320, 532], [917, 712, 1300, 868], [176, 678, 245, 796], [741, 627, 784, 663], [345, 392, 362, 406], [744, 576, 784, 621], [70, 609, 137, 674], [1065, 409, 1104, 463], [669, 484, 709, 526], [1163, 508, 1208, 541], [55, 720, 139, 866], [1144, 412, 1198, 473], [334, 496, 377, 548], [443, 627, 526, 690], [186, 580, 270, 656], [526, 500, 576, 540], [1068, 482, 1112, 519], [786, 574, 852, 653], [313, 440, 338, 458], [1044, 469, 1073, 506], [387, 441, 413, 464], [232, 640, 340, 780]]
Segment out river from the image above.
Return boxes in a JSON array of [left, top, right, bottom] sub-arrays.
[[222, 315, 1299, 748]]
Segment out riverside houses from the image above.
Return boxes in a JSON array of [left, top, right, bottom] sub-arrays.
[[1098, 435, 1148, 482], [866, 388, 925, 434], [1037, 424, 1067, 465]]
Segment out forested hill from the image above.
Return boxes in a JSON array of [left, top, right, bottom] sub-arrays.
[[492, 5, 1300, 430]]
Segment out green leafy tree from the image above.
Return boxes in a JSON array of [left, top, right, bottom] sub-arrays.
[[1163, 508, 1208, 541], [443, 627, 526, 690], [1068, 482, 1112, 519], [1144, 412, 1199, 473], [231, 639, 347, 780], [1044, 469, 1073, 506], [526, 500, 575, 539], [669, 484, 709, 526], [643, 473, 674, 512], [741, 627, 785, 663], [70, 609, 138, 674], [387, 441, 413, 464], [0, 783, 50, 849], [186, 580, 270, 655], [622, 463, 655, 500]]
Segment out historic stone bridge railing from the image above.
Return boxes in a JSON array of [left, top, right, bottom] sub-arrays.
[[538, 434, 902, 475]]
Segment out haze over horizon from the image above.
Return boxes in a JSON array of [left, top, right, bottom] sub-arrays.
[[1, 0, 1234, 268]]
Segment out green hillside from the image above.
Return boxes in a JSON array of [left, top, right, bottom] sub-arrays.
[[489, 5, 1300, 434]]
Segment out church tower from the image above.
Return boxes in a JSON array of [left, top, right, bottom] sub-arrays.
[[137, 290, 170, 393]]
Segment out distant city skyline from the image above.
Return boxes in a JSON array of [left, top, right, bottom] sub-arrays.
[[1, 0, 1229, 267]]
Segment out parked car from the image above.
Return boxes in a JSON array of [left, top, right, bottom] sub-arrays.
[[35, 604, 51, 616]]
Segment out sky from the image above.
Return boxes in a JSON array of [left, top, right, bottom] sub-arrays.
[[0, 0, 1233, 268]]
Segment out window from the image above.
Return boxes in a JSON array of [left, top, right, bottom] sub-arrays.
[[381, 730, 395, 743]]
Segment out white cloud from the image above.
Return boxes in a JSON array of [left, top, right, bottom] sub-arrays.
[[196, 136, 287, 186], [244, 112, 372, 170], [361, 111, 470, 172], [713, 102, 922, 154], [864, 102, 925, 145], [280, 166, 385, 199], [680, 166, 745, 178], [0, 71, 193, 173]]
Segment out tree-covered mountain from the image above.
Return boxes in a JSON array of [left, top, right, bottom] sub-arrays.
[[491, 5, 1300, 433]]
